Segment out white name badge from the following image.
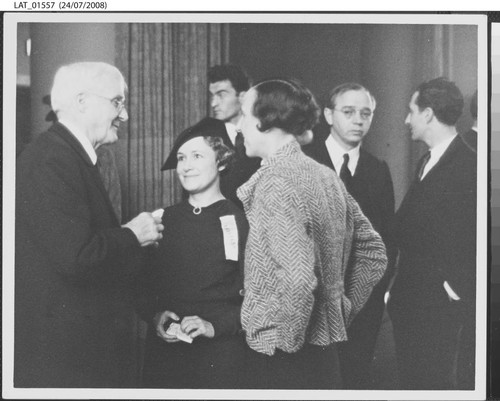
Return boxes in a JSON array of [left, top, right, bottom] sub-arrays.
[[219, 215, 239, 261]]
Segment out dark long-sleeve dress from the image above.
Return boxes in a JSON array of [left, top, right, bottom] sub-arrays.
[[137, 199, 248, 389]]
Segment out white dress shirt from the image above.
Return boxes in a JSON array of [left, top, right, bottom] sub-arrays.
[[59, 119, 97, 165], [420, 134, 456, 180], [324, 134, 361, 176], [225, 120, 240, 147]]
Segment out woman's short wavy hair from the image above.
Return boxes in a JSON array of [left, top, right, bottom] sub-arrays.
[[252, 79, 320, 136], [203, 136, 234, 172]]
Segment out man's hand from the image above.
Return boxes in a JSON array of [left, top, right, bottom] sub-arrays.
[[154, 310, 181, 343], [122, 212, 164, 247]]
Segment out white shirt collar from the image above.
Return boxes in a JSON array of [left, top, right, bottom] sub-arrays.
[[325, 134, 360, 176], [420, 134, 456, 180], [58, 119, 97, 165], [225, 117, 242, 146]]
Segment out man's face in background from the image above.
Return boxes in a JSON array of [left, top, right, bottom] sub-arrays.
[[209, 80, 245, 125]]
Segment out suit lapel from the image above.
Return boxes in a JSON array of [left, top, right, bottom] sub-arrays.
[[420, 135, 461, 183], [90, 165, 120, 224], [316, 139, 335, 170], [52, 123, 95, 167], [397, 136, 463, 219], [351, 151, 371, 194], [52, 123, 120, 225], [220, 125, 235, 150]]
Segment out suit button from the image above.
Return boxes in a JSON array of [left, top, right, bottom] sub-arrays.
[[239, 289, 245, 296]]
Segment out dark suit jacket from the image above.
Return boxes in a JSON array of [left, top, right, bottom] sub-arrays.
[[462, 128, 477, 152], [303, 137, 396, 282], [15, 123, 145, 387], [218, 128, 261, 209], [390, 135, 477, 316]]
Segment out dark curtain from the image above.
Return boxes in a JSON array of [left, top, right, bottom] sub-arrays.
[[114, 22, 229, 385], [115, 23, 229, 222]]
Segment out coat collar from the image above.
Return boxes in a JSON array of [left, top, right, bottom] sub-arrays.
[[50, 122, 120, 223], [261, 139, 301, 168], [50, 122, 96, 167], [419, 134, 463, 182], [237, 140, 301, 211]]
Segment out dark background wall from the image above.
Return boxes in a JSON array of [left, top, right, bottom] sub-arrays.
[[229, 23, 477, 205]]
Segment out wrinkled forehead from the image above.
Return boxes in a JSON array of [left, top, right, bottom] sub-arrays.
[[335, 89, 373, 109]]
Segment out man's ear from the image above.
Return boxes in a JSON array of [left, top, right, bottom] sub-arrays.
[[76, 93, 87, 112], [324, 108, 334, 125], [423, 107, 434, 123]]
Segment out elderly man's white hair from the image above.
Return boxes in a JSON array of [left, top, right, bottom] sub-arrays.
[[51, 62, 127, 115]]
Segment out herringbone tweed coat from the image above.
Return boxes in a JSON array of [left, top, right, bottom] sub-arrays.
[[238, 140, 387, 356]]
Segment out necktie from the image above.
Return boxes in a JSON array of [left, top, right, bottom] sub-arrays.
[[339, 153, 352, 185], [235, 130, 245, 157], [417, 151, 431, 181]]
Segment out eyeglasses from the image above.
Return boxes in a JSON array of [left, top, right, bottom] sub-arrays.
[[86, 92, 126, 113], [333, 107, 373, 121]]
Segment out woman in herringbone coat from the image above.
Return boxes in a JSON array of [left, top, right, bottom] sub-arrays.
[[237, 79, 388, 389]]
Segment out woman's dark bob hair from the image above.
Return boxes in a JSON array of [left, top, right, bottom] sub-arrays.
[[252, 78, 320, 136]]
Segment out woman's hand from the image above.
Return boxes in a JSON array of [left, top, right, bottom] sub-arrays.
[[153, 310, 181, 343], [180, 315, 215, 339]]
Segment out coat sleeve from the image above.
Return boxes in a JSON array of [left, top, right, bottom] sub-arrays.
[[133, 247, 161, 324], [344, 193, 388, 326], [432, 184, 476, 303], [17, 150, 142, 281], [258, 175, 318, 353], [379, 161, 397, 285]]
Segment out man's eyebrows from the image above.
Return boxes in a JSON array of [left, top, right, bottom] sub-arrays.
[[341, 105, 372, 110]]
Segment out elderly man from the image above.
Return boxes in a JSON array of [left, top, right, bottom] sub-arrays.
[[303, 82, 395, 389], [388, 78, 477, 390], [15, 62, 164, 388]]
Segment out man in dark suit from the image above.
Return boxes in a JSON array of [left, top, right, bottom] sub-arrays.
[[15, 62, 164, 388], [208, 64, 260, 208], [462, 89, 477, 151], [388, 77, 477, 390], [303, 82, 395, 389]]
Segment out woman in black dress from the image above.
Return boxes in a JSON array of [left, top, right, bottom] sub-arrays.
[[137, 118, 248, 389]]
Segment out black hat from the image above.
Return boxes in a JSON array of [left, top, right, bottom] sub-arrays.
[[161, 117, 229, 170]]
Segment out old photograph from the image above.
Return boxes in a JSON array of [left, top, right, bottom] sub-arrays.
[[2, 12, 488, 400]]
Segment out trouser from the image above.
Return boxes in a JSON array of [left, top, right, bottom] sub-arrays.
[[142, 332, 246, 389], [389, 300, 467, 390], [338, 278, 387, 389], [242, 342, 341, 389]]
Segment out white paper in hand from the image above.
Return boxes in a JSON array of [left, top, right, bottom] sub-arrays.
[[166, 322, 193, 343], [152, 208, 164, 219]]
